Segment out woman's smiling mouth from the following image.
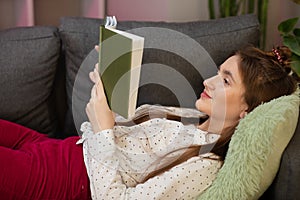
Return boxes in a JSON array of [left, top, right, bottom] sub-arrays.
[[201, 90, 211, 99]]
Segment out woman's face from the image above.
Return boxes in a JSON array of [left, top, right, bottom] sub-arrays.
[[195, 55, 248, 123]]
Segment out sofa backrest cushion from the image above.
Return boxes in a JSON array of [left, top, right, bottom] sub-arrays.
[[0, 26, 61, 135], [261, 110, 300, 199], [59, 14, 260, 136]]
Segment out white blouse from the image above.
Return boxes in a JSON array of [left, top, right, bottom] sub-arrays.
[[77, 118, 223, 200]]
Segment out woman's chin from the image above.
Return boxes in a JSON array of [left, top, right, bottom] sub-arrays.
[[195, 99, 210, 115], [195, 99, 200, 109]]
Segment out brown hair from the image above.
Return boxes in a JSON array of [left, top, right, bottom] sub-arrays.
[[141, 46, 298, 183], [236, 46, 297, 112]]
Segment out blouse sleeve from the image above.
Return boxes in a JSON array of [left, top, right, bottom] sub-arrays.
[[80, 124, 222, 200]]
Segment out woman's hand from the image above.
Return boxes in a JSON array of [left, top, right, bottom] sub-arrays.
[[86, 63, 115, 133]]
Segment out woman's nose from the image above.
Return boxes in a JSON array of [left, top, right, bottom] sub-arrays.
[[205, 74, 224, 89], [203, 75, 217, 90]]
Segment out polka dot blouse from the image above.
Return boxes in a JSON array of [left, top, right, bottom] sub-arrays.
[[77, 118, 222, 200]]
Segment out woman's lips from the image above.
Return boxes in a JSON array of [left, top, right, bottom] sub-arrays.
[[201, 91, 211, 99]]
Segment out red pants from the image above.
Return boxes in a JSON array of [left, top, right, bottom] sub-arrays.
[[0, 119, 91, 200]]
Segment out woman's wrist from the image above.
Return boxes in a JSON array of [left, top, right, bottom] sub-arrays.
[[90, 109, 115, 133]]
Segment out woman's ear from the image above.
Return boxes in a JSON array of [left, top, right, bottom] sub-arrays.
[[240, 103, 248, 119], [240, 110, 248, 119]]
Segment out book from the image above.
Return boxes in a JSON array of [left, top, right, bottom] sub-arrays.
[[98, 16, 144, 119]]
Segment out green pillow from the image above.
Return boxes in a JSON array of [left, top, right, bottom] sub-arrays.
[[198, 90, 300, 200]]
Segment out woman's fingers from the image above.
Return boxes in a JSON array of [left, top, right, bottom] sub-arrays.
[[95, 63, 99, 71], [91, 81, 106, 101], [95, 45, 99, 52], [96, 80, 106, 98], [93, 64, 101, 82], [89, 63, 101, 84], [91, 84, 97, 99], [89, 71, 96, 83], [90, 79, 106, 101]]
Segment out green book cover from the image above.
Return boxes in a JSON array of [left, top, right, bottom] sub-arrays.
[[99, 25, 144, 119]]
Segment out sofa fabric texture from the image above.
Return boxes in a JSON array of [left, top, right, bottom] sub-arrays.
[[261, 113, 300, 200], [0, 26, 61, 134], [0, 14, 298, 199]]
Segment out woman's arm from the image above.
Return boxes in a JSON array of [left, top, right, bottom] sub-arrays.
[[86, 63, 115, 133]]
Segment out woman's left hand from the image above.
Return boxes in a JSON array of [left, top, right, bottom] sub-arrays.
[[86, 63, 115, 133]]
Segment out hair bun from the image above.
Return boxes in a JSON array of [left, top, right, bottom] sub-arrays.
[[272, 46, 292, 74]]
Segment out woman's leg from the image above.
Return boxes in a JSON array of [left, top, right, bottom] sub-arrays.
[[0, 119, 91, 199], [0, 146, 33, 200], [0, 119, 48, 149], [0, 119, 49, 199]]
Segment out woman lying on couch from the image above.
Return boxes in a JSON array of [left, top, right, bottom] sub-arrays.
[[0, 46, 297, 200]]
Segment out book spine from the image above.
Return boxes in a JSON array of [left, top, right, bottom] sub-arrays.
[[99, 25, 103, 71]]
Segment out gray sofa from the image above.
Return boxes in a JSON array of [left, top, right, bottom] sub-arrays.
[[0, 14, 298, 199]]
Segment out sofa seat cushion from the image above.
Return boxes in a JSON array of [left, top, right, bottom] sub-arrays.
[[0, 26, 61, 134]]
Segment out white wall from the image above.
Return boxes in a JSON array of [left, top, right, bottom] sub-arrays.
[[0, 0, 15, 28], [107, 0, 208, 22], [0, 0, 299, 50], [167, 0, 209, 22], [107, 0, 169, 21], [107, 0, 300, 49]]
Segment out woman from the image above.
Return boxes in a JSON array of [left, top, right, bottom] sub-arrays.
[[0, 46, 297, 200]]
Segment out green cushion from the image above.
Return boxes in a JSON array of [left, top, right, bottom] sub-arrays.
[[198, 90, 300, 200]]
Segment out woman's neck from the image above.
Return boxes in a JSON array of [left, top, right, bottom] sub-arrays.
[[198, 117, 238, 135]]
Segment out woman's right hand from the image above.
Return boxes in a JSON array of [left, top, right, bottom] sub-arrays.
[[86, 63, 115, 133]]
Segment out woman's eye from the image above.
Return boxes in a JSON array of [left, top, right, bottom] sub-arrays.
[[223, 78, 230, 85]]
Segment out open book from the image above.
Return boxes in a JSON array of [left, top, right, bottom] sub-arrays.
[[99, 16, 144, 119]]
